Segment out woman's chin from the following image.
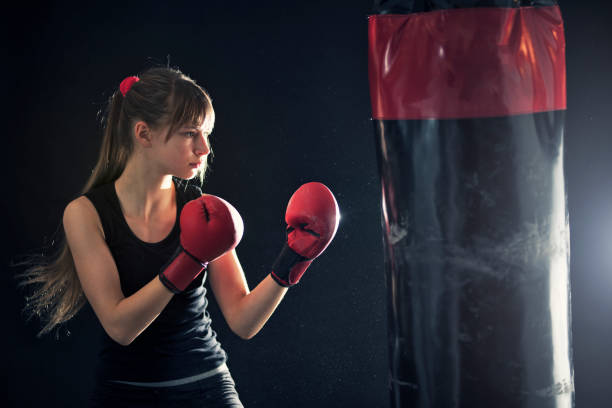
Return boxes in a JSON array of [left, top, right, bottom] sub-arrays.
[[180, 168, 200, 180]]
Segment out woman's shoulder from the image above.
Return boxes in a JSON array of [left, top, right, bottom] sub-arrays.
[[174, 178, 204, 200], [63, 195, 106, 240], [64, 193, 91, 214]]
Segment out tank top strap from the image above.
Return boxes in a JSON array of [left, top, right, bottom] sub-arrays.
[[83, 181, 122, 246], [173, 178, 203, 204]]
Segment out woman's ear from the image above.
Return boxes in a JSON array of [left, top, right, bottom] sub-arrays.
[[133, 121, 153, 148]]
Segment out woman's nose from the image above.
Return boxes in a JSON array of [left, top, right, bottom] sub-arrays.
[[195, 134, 210, 156]]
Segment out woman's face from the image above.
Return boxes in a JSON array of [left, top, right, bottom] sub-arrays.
[[153, 120, 212, 180]]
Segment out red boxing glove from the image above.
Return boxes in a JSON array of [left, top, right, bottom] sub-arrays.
[[159, 195, 244, 293], [270, 182, 340, 287]]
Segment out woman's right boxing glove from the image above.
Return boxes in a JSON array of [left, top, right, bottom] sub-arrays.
[[159, 195, 244, 293]]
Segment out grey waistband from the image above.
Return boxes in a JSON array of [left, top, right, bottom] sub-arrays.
[[109, 362, 228, 388]]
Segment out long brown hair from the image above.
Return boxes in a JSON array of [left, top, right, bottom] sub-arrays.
[[14, 66, 215, 338]]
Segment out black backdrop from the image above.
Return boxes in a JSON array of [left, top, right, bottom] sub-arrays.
[[3, 1, 611, 407]]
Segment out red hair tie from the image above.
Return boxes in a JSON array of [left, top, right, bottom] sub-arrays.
[[119, 76, 140, 97]]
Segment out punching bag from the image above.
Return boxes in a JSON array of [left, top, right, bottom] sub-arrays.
[[368, 1, 574, 407]]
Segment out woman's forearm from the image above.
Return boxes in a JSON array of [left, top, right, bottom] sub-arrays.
[[229, 275, 288, 340], [110, 277, 174, 346]]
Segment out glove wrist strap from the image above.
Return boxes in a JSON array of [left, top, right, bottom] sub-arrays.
[[159, 245, 207, 294], [270, 242, 310, 287]]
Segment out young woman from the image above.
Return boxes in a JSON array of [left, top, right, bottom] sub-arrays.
[[17, 66, 339, 407]]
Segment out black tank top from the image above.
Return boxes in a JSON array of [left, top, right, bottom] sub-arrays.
[[84, 177, 227, 383]]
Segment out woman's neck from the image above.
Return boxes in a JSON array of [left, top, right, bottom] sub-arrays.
[[114, 156, 176, 222]]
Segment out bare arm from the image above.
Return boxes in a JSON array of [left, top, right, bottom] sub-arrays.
[[63, 197, 174, 346], [207, 183, 339, 340], [207, 249, 288, 340]]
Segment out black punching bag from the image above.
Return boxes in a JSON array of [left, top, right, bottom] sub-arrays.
[[368, 1, 574, 407]]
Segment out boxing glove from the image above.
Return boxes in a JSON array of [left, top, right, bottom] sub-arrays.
[[159, 195, 244, 293], [270, 182, 340, 287]]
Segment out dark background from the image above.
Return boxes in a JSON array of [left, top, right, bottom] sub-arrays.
[[2, 1, 611, 407]]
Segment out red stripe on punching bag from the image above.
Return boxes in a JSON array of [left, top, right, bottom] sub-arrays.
[[368, 6, 566, 120]]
